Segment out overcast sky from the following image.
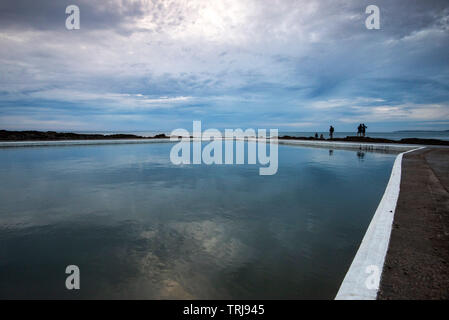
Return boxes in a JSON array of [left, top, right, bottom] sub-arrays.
[[0, 0, 448, 132]]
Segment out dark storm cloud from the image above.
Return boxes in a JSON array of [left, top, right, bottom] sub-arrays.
[[0, 0, 145, 31]]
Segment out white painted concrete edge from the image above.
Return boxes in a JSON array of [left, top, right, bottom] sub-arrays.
[[335, 146, 425, 300], [1, 137, 420, 153], [243, 137, 418, 152], [276, 139, 418, 152]]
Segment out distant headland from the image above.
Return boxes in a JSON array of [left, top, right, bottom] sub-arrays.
[[393, 130, 449, 133]]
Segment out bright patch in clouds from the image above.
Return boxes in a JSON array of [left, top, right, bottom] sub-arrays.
[[0, 0, 448, 131]]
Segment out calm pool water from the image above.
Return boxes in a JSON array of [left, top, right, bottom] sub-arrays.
[[0, 142, 396, 299]]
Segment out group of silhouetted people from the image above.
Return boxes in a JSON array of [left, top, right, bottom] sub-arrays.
[[314, 126, 335, 139], [313, 124, 368, 140], [357, 123, 367, 137]]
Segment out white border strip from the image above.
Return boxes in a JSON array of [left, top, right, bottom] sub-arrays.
[[335, 146, 424, 300], [1, 137, 421, 153], [277, 139, 419, 152]]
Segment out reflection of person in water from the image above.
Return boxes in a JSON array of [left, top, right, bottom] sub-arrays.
[[329, 126, 334, 139], [357, 151, 365, 160], [329, 149, 334, 156]]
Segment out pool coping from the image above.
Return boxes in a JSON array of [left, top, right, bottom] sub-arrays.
[[0, 138, 421, 153], [276, 139, 419, 152], [335, 146, 425, 300]]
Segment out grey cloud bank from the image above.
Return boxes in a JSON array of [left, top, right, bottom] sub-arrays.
[[0, 0, 448, 131]]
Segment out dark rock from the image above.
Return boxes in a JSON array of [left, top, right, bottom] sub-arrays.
[[0, 130, 170, 141]]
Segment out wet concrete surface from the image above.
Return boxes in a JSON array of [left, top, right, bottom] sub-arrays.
[[378, 148, 449, 299]]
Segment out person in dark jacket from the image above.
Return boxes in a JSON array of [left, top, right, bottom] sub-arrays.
[[357, 124, 362, 136], [329, 126, 335, 139], [361, 123, 367, 137]]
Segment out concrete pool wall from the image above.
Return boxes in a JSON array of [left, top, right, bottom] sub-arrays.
[[0, 138, 420, 153], [277, 139, 419, 153], [335, 147, 424, 300]]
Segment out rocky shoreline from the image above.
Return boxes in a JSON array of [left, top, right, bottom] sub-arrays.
[[0, 130, 168, 141]]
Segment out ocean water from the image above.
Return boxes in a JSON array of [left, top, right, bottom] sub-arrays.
[[0, 142, 396, 299]]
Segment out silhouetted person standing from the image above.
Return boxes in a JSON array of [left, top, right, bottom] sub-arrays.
[[357, 124, 362, 136], [361, 123, 367, 137], [329, 126, 334, 139], [315, 132, 318, 139]]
